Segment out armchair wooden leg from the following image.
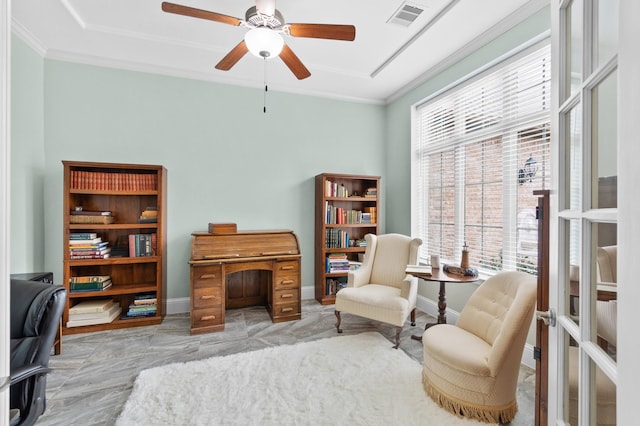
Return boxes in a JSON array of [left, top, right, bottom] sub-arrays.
[[410, 308, 416, 326], [335, 310, 343, 333], [393, 326, 402, 349]]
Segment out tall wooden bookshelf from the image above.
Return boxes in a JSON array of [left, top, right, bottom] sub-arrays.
[[62, 161, 167, 334], [315, 173, 380, 305]]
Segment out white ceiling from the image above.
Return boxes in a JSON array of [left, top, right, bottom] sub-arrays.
[[12, 0, 548, 104]]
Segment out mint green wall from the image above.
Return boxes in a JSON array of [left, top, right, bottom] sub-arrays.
[[384, 6, 550, 312], [10, 36, 45, 273], [11, 6, 549, 306], [38, 59, 385, 298]]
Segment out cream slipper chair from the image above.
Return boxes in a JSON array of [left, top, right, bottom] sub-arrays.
[[422, 271, 537, 423], [334, 233, 422, 349]]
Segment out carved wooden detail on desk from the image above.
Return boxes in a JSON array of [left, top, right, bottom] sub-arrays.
[[189, 230, 302, 335]]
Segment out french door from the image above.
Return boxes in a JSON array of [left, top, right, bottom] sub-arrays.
[[548, 0, 618, 424]]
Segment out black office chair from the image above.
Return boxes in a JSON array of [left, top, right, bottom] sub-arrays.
[[10, 278, 66, 426]]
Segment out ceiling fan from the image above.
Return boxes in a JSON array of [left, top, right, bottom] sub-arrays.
[[161, 0, 356, 80]]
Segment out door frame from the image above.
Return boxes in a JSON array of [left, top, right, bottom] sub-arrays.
[[548, 0, 627, 424]]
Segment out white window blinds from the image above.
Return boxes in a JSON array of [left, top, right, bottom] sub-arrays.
[[412, 44, 551, 276]]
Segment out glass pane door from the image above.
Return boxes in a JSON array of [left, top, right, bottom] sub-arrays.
[[552, 0, 618, 424]]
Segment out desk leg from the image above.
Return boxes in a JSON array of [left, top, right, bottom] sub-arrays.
[[411, 281, 447, 343]]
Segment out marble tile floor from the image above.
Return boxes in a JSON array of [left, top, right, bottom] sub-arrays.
[[37, 300, 536, 425]]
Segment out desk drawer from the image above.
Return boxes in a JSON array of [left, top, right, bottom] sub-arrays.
[[192, 265, 222, 288], [191, 307, 223, 329], [274, 288, 299, 306], [274, 261, 300, 290], [193, 286, 223, 309], [271, 301, 300, 318]]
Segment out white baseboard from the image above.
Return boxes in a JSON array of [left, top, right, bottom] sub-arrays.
[[416, 294, 536, 370], [165, 297, 190, 315]]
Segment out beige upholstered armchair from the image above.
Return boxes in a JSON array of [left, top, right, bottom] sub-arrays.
[[596, 245, 617, 349], [334, 233, 422, 349], [421, 271, 537, 423]]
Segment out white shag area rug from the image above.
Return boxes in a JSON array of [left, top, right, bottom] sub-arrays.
[[117, 332, 494, 425]]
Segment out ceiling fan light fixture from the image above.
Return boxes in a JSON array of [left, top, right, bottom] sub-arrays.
[[244, 27, 284, 59]]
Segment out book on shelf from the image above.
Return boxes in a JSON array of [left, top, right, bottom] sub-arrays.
[[69, 275, 111, 284], [69, 232, 98, 240], [123, 293, 157, 318], [70, 210, 112, 216], [70, 170, 158, 192], [363, 207, 377, 224], [326, 253, 350, 273], [70, 279, 112, 292], [324, 180, 349, 198], [325, 277, 347, 295], [69, 241, 109, 250], [325, 229, 351, 249], [67, 302, 120, 321], [139, 206, 158, 223], [133, 292, 157, 305], [67, 302, 122, 327], [69, 238, 111, 259], [69, 254, 111, 260], [365, 187, 377, 197], [324, 202, 375, 225], [69, 247, 111, 256], [128, 233, 157, 257], [69, 298, 115, 314], [69, 237, 103, 245]]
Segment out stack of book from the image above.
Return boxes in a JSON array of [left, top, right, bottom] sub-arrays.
[[326, 253, 350, 273], [128, 233, 157, 257], [66, 299, 121, 327], [138, 206, 158, 223], [122, 293, 157, 319], [69, 233, 111, 259], [365, 187, 377, 198], [69, 209, 115, 225], [69, 275, 112, 293]]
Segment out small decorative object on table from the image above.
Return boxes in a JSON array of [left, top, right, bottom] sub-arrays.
[[460, 241, 470, 269], [443, 263, 479, 278]]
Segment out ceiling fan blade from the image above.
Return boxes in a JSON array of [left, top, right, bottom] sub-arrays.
[[161, 2, 242, 26], [287, 24, 356, 41], [279, 44, 311, 80], [215, 41, 249, 71]]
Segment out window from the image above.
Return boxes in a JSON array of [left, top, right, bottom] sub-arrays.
[[412, 43, 551, 276]]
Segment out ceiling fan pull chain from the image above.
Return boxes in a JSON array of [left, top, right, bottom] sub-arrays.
[[263, 58, 268, 113]]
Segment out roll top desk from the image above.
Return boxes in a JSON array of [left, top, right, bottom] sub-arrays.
[[189, 229, 301, 335]]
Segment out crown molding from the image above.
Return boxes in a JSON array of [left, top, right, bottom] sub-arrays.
[[11, 18, 47, 56], [386, 0, 550, 104]]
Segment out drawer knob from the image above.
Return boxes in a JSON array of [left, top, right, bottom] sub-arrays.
[[200, 273, 216, 279], [280, 265, 294, 270], [201, 295, 214, 300], [281, 293, 293, 299], [281, 280, 294, 285], [281, 307, 294, 313], [201, 315, 216, 321]]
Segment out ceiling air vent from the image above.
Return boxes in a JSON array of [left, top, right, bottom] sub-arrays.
[[387, 2, 424, 27]]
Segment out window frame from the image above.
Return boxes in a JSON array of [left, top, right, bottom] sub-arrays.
[[411, 39, 551, 277]]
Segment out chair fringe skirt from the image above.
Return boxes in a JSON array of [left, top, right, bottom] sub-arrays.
[[422, 374, 518, 424]]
